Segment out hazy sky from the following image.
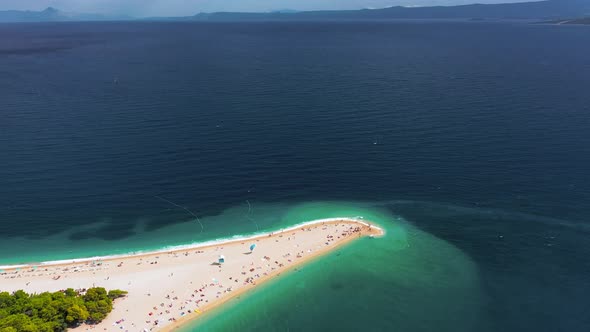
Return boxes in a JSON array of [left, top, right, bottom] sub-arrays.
[[1, 0, 531, 17]]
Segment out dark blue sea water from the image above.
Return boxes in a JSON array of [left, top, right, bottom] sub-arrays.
[[2, 21, 590, 331]]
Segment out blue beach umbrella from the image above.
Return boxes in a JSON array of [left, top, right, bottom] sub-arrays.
[[249, 244, 256, 251]]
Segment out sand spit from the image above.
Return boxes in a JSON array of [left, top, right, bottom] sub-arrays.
[[2, 219, 383, 332]]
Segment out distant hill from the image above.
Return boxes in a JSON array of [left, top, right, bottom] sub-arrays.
[[189, 0, 590, 21], [0, 7, 65, 22], [1, 0, 589, 23], [0, 7, 130, 22]]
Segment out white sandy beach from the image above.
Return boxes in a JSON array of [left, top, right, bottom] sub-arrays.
[[1, 219, 383, 332]]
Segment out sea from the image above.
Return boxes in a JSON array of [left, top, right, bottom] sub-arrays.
[[1, 20, 590, 331]]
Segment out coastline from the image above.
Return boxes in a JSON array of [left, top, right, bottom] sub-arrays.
[[0, 218, 382, 270], [161, 220, 382, 331], [2, 218, 384, 331]]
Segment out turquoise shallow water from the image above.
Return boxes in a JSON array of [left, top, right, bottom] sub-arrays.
[[0, 201, 396, 266], [183, 203, 489, 331], [1, 201, 488, 330], [3, 199, 490, 331]]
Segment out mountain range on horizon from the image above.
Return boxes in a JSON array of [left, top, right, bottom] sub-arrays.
[[0, 0, 588, 23], [0, 6, 131, 22]]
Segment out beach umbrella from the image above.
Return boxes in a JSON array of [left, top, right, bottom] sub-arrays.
[[249, 243, 256, 251]]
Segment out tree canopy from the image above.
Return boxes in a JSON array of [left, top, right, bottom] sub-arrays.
[[0, 287, 127, 332]]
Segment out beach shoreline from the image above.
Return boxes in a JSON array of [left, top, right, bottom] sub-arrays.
[[2, 218, 384, 332], [0, 218, 383, 270], [161, 220, 382, 331]]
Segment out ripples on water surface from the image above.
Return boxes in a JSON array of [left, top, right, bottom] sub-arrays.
[[1, 21, 590, 331]]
